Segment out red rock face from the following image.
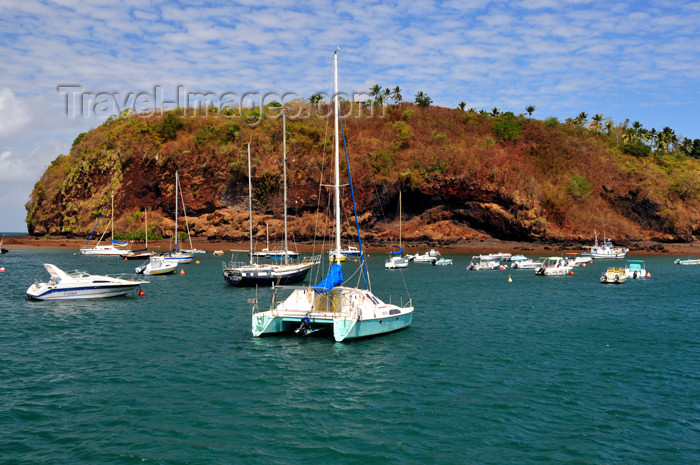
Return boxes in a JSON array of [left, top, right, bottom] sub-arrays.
[[25, 106, 700, 245]]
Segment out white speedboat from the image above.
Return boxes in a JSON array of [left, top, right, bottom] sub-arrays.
[[674, 258, 700, 265], [624, 260, 649, 279], [467, 256, 503, 270], [535, 257, 573, 276], [385, 255, 408, 269], [479, 252, 511, 261], [408, 249, 441, 263], [27, 264, 147, 300], [135, 256, 178, 276], [600, 267, 627, 284], [582, 232, 628, 259], [510, 258, 543, 269], [330, 246, 362, 257]]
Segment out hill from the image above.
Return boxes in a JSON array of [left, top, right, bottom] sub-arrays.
[[25, 102, 700, 247]]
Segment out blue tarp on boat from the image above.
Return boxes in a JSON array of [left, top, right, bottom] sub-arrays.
[[313, 264, 343, 293]]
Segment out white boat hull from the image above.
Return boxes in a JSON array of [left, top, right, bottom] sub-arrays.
[[80, 245, 130, 256], [27, 283, 141, 300]]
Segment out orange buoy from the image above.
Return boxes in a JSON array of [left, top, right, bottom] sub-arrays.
[[195, 260, 200, 264], [646, 272, 651, 278], [180, 268, 185, 275], [582, 263, 586, 267], [138, 289, 145, 296], [569, 271, 574, 275], [124, 257, 127, 261]]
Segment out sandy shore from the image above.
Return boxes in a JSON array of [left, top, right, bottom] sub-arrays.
[[3, 234, 699, 256]]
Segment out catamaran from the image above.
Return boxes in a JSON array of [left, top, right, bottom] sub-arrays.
[[252, 51, 414, 342]]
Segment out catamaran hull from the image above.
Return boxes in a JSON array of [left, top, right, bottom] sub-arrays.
[[252, 311, 413, 342], [223, 265, 311, 286], [26, 284, 141, 300]]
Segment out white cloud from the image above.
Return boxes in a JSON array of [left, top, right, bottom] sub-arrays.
[[0, 88, 31, 137]]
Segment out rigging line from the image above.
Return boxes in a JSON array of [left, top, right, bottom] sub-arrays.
[[84, 198, 110, 245], [340, 113, 370, 290]]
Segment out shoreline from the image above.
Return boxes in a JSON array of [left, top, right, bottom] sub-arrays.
[[2, 234, 699, 256]]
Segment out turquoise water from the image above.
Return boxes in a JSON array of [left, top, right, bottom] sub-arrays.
[[1, 249, 699, 464]]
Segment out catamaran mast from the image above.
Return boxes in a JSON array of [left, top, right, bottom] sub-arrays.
[[333, 51, 341, 265], [248, 143, 253, 265], [175, 171, 179, 252], [283, 110, 289, 266]]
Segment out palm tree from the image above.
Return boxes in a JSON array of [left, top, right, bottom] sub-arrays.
[[577, 112, 588, 127], [369, 84, 382, 106], [458, 101, 466, 111], [391, 86, 402, 105], [308, 93, 324, 106], [414, 91, 432, 107], [525, 105, 535, 119], [590, 114, 604, 131], [491, 107, 500, 117]]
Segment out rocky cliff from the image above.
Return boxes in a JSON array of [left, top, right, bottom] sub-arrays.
[[26, 103, 700, 246]]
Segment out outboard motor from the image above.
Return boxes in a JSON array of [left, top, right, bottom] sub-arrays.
[[295, 316, 312, 337]]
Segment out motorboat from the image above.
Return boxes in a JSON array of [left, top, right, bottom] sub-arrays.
[[510, 258, 543, 269], [479, 252, 511, 261], [330, 246, 361, 257], [27, 264, 147, 300], [582, 232, 628, 259], [135, 256, 178, 276], [431, 257, 453, 266], [408, 249, 441, 263], [181, 248, 206, 254], [565, 253, 592, 267], [252, 52, 413, 342], [535, 257, 573, 276], [624, 260, 649, 278], [385, 255, 408, 269], [467, 256, 503, 270], [674, 258, 700, 265], [600, 267, 627, 284], [328, 250, 347, 262]]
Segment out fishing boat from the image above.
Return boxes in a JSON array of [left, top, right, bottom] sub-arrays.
[[80, 195, 132, 256], [26, 263, 147, 300], [135, 256, 177, 276], [252, 51, 414, 342], [535, 257, 573, 276], [624, 259, 649, 279], [600, 267, 627, 284], [467, 256, 502, 270], [385, 191, 408, 269], [582, 231, 628, 259], [162, 171, 194, 264], [223, 115, 319, 287], [674, 258, 700, 265]]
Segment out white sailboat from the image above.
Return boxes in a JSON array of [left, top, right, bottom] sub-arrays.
[[80, 195, 131, 256], [385, 191, 408, 269], [223, 115, 320, 286], [252, 51, 414, 342], [162, 171, 194, 264]]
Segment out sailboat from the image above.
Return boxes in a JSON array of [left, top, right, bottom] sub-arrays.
[[162, 171, 194, 264], [121, 208, 154, 260], [222, 114, 320, 287], [80, 195, 132, 256], [0, 234, 8, 254], [385, 191, 408, 269], [252, 51, 414, 342]]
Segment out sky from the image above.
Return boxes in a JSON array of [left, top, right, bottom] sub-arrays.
[[1, 0, 700, 232]]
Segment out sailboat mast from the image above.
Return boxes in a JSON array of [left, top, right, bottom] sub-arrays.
[[111, 194, 114, 244], [399, 191, 402, 250], [175, 171, 179, 251], [145, 208, 148, 249], [248, 143, 253, 265], [333, 51, 341, 265], [283, 110, 288, 266]]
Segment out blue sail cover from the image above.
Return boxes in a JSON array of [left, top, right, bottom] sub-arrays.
[[112, 239, 127, 244], [313, 264, 343, 293], [390, 247, 402, 255]]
